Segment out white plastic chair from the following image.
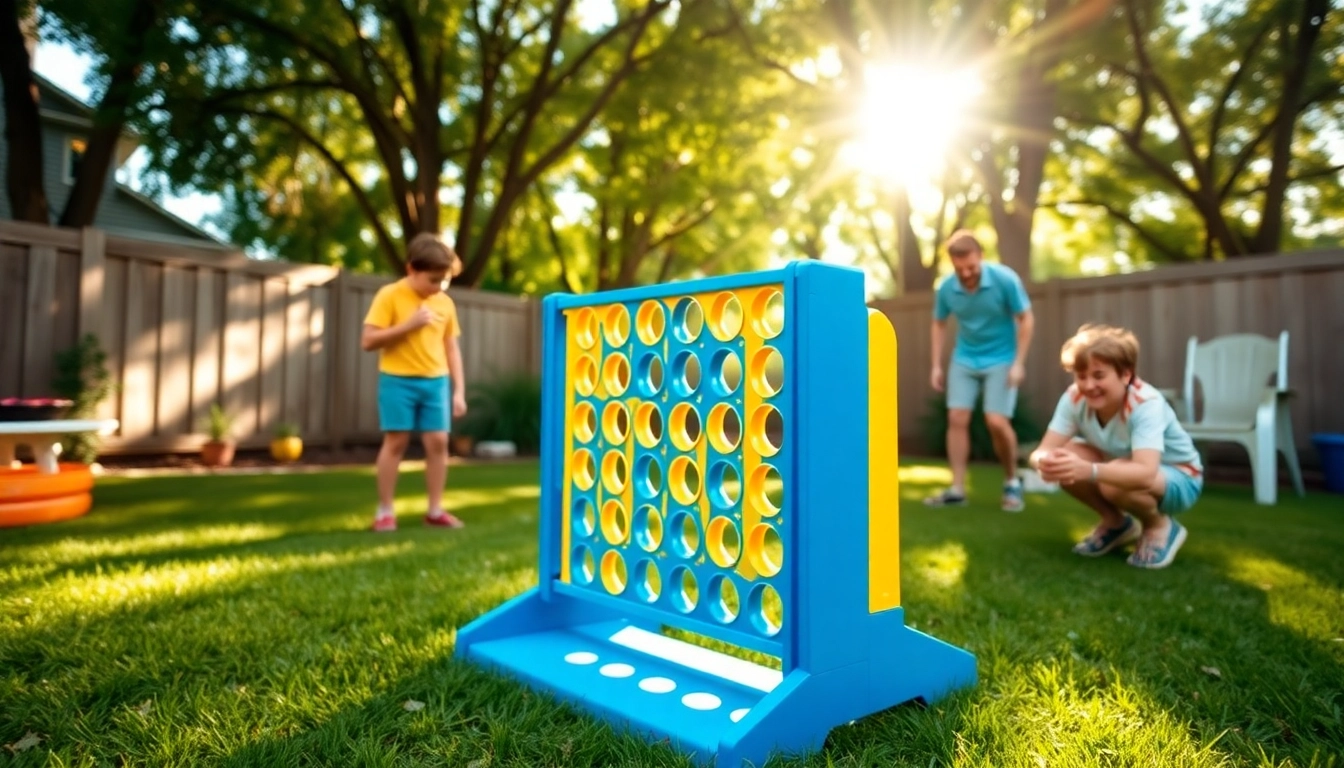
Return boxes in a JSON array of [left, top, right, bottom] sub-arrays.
[[1178, 331, 1305, 505]]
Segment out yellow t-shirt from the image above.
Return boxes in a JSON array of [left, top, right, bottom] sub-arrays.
[[363, 279, 462, 377]]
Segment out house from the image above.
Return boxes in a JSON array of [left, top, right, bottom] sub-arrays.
[[0, 73, 228, 247]]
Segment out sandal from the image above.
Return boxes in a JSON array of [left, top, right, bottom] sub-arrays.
[[1072, 515, 1139, 556], [1127, 519, 1187, 569]]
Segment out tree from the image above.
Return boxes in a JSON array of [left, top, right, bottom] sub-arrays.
[[1, 0, 48, 223], [131, 0, 692, 281], [1057, 0, 1342, 260]]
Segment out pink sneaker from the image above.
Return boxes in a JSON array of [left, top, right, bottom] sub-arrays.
[[371, 514, 397, 532], [425, 511, 465, 528]]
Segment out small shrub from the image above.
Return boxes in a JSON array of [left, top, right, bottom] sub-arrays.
[[51, 334, 116, 464], [204, 403, 234, 442], [919, 391, 1046, 461], [458, 372, 543, 453]]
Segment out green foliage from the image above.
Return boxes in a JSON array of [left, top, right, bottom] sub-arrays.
[[203, 403, 233, 442], [51, 334, 115, 464], [456, 373, 543, 453], [920, 391, 1045, 461], [273, 421, 300, 439]]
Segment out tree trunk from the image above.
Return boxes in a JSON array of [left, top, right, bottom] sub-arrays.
[[60, 0, 159, 228], [894, 187, 934, 292], [1, 0, 49, 223]]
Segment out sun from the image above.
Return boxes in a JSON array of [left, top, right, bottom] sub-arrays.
[[842, 62, 984, 187]]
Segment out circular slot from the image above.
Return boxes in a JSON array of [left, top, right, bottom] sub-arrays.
[[634, 558, 661, 603], [670, 566, 698, 613], [635, 403, 663, 448], [747, 405, 782, 457], [707, 404, 742, 454], [636, 353, 663, 396], [601, 498, 629, 545], [705, 515, 742, 567], [571, 449, 596, 490], [709, 349, 742, 396], [573, 307, 599, 349], [602, 401, 630, 445], [632, 504, 663, 552], [751, 289, 784, 339], [573, 401, 597, 443], [602, 353, 631, 397], [670, 351, 701, 396], [572, 545, 596, 584], [748, 346, 784, 398], [708, 574, 740, 624], [572, 497, 596, 537], [708, 292, 744, 341], [668, 456, 701, 505], [601, 451, 628, 495], [669, 403, 702, 451], [669, 510, 700, 558], [748, 463, 783, 516], [672, 297, 704, 343], [748, 583, 783, 636], [575, 355, 598, 397], [603, 303, 631, 347], [635, 454, 663, 498], [636, 301, 665, 345], [746, 523, 783, 577], [601, 549, 628, 595], [707, 462, 741, 509]]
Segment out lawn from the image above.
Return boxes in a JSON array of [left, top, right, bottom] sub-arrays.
[[2, 459, 1342, 767]]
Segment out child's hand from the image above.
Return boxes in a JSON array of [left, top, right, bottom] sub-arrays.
[[405, 306, 438, 330], [452, 392, 467, 418], [1039, 449, 1089, 484]]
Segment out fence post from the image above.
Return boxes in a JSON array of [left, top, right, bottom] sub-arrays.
[[328, 269, 347, 452], [78, 227, 107, 347]]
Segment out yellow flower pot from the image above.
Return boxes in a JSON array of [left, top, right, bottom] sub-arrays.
[[270, 436, 303, 463]]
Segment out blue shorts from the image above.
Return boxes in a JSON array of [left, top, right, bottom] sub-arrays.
[[1159, 465, 1203, 515], [946, 361, 1017, 416], [378, 372, 451, 433]]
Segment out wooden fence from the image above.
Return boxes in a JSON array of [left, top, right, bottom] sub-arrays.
[[870, 249, 1344, 468], [0, 221, 541, 454], [2, 220, 1340, 467]]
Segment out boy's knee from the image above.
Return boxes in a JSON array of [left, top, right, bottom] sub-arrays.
[[421, 432, 448, 454], [948, 409, 973, 429], [983, 413, 1013, 434], [382, 432, 411, 453]]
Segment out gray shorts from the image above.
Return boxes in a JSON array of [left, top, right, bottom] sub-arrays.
[[946, 361, 1017, 416]]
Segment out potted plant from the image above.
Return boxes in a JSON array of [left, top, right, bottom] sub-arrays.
[[270, 422, 303, 463], [201, 403, 236, 467]]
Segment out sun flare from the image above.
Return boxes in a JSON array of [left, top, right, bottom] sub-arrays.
[[844, 62, 984, 186]]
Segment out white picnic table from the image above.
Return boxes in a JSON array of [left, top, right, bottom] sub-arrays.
[[0, 419, 120, 474]]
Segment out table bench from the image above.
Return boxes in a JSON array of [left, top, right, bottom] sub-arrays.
[[0, 419, 120, 473]]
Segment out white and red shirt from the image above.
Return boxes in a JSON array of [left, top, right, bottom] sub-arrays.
[[1046, 378, 1203, 478]]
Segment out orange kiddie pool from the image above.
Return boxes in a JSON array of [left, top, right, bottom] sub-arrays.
[[0, 463, 95, 527]]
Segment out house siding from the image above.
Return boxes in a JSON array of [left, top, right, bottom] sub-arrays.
[[0, 80, 223, 245]]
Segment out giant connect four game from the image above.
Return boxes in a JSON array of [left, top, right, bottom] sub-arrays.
[[455, 262, 976, 766]]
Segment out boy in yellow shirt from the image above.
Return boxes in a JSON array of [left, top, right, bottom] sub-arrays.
[[361, 233, 468, 531]]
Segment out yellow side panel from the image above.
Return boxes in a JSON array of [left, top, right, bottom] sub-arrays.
[[868, 309, 901, 612]]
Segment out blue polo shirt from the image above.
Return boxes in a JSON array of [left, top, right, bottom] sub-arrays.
[[933, 262, 1031, 370]]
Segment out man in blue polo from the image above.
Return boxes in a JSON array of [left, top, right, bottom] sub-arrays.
[[926, 230, 1035, 512]]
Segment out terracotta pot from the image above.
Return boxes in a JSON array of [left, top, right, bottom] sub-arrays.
[[201, 440, 236, 467], [270, 437, 303, 463]]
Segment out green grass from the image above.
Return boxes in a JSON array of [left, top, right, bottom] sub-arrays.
[[2, 460, 1342, 767]]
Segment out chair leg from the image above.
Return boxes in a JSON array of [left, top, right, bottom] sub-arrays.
[[1252, 425, 1277, 505], [1277, 404, 1306, 497]]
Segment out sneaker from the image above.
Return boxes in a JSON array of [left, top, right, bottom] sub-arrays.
[[923, 488, 968, 507], [425, 511, 465, 528], [1001, 482, 1025, 513], [1072, 515, 1139, 556], [1127, 519, 1187, 569], [372, 514, 397, 532]]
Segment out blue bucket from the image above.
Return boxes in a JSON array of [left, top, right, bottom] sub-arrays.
[[1311, 433, 1344, 494]]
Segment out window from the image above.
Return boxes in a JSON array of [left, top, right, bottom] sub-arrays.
[[64, 137, 86, 184]]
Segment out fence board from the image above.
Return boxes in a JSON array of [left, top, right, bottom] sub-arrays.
[[1, 222, 1338, 469]]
